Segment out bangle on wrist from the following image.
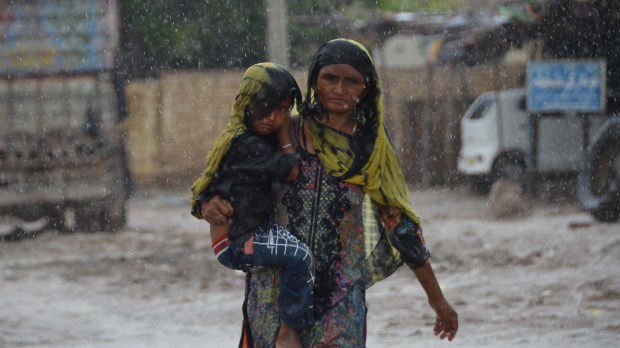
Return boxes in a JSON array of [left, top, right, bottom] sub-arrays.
[[281, 143, 293, 149]]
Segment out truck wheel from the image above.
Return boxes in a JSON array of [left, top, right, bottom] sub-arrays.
[[577, 118, 620, 222], [48, 208, 66, 230], [494, 154, 526, 190], [101, 194, 127, 232], [48, 206, 77, 232], [76, 202, 103, 232], [74, 195, 126, 232], [472, 175, 494, 194]]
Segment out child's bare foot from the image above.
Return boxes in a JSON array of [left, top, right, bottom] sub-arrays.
[[275, 324, 302, 348]]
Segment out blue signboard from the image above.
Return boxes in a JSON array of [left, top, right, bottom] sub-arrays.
[[527, 60, 606, 113]]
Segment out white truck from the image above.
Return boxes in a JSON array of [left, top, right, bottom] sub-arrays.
[[458, 87, 620, 221], [457, 88, 609, 189]]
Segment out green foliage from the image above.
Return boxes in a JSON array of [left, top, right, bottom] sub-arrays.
[[374, 0, 459, 12], [117, 0, 458, 77], [198, 0, 267, 68], [286, 0, 459, 67], [289, 24, 339, 68], [119, 0, 266, 77], [288, 0, 341, 67]]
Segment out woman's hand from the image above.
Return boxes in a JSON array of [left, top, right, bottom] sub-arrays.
[[200, 195, 233, 225], [411, 262, 458, 341], [430, 297, 458, 341]]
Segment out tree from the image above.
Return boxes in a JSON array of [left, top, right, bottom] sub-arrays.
[[117, 0, 462, 77], [288, 0, 341, 67], [119, 0, 266, 78]]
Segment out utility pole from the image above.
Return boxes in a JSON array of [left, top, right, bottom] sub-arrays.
[[266, 0, 290, 69]]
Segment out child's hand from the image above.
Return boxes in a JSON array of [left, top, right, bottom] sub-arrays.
[[276, 112, 291, 134], [275, 120, 292, 145]]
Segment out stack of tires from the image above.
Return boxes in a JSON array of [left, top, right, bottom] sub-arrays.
[[577, 117, 620, 222]]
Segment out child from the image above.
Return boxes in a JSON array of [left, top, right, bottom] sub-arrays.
[[190, 63, 313, 348]]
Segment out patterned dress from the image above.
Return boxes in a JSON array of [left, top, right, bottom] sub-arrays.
[[244, 145, 369, 347], [240, 121, 429, 347]]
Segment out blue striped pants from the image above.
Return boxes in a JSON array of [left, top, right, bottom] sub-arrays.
[[215, 220, 315, 329]]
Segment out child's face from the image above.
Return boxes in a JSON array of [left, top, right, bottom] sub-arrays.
[[251, 98, 292, 136]]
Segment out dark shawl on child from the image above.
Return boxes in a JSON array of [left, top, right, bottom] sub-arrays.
[[190, 63, 301, 219]]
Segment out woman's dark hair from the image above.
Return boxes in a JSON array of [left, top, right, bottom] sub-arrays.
[[301, 39, 380, 178]]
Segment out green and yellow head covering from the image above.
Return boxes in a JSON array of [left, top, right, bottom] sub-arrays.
[[301, 38, 421, 226], [190, 63, 301, 219]]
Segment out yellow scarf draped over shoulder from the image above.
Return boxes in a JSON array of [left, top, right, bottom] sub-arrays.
[[305, 39, 421, 226], [190, 62, 297, 219]]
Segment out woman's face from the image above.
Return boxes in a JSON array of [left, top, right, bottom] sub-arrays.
[[315, 64, 367, 117], [250, 98, 292, 136]]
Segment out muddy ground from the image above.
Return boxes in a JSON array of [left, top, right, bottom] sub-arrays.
[[1, 187, 619, 347]]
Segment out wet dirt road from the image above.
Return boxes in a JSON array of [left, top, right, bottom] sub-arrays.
[[1, 188, 619, 347]]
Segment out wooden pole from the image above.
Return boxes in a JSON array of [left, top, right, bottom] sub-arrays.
[[266, 0, 290, 69]]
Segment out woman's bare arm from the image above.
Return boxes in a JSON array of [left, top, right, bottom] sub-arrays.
[[411, 262, 458, 341]]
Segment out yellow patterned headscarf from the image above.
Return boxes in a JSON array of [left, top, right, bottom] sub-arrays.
[[190, 63, 301, 219], [302, 38, 421, 226]]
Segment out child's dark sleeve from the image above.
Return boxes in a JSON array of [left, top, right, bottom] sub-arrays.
[[234, 137, 297, 181], [190, 142, 238, 218]]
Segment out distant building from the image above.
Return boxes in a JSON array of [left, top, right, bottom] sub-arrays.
[[373, 34, 439, 68]]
